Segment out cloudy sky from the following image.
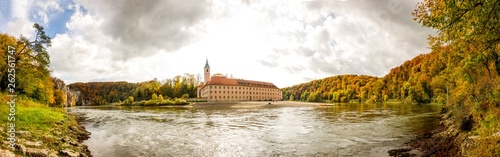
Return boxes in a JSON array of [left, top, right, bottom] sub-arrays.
[[0, 0, 435, 88]]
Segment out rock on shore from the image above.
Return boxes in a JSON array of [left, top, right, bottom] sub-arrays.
[[388, 109, 471, 157], [0, 115, 92, 157]]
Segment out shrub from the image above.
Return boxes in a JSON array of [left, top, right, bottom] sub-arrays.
[[181, 94, 189, 99], [158, 99, 174, 105], [173, 98, 188, 105], [132, 101, 146, 106], [144, 100, 156, 106], [122, 96, 134, 105]]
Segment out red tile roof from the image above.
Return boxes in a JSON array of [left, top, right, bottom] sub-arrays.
[[203, 75, 278, 89], [197, 82, 205, 88]]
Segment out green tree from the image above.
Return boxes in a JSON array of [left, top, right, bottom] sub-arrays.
[[181, 94, 189, 100], [151, 93, 158, 101], [126, 96, 134, 103], [301, 91, 310, 101], [158, 94, 164, 101], [306, 92, 320, 102]]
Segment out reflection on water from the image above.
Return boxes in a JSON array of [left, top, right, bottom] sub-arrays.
[[69, 103, 440, 157]]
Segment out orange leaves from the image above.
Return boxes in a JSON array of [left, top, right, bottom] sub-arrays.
[[282, 75, 379, 102]]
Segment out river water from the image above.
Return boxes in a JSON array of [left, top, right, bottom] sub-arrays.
[[70, 103, 440, 157]]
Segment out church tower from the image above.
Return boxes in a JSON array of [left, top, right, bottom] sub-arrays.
[[204, 58, 210, 83]]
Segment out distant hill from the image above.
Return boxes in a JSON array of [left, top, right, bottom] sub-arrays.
[[281, 47, 447, 104], [68, 74, 199, 106]]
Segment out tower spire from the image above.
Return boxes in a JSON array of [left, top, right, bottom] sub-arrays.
[[204, 57, 210, 83]]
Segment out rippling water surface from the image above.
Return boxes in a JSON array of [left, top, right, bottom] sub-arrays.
[[70, 103, 439, 157]]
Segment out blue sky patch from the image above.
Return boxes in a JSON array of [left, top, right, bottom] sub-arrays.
[[0, 0, 12, 30], [44, 7, 74, 38]]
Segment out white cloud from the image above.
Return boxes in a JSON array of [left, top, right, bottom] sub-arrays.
[[4, 0, 436, 88], [255, 0, 435, 85], [5, 0, 34, 38], [71, 0, 214, 61], [48, 0, 216, 84], [3, 0, 65, 38], [33, 0, 63, 24]]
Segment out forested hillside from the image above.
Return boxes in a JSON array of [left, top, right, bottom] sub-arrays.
[[384, 47, 447, 103], [68, 74, 199, 105], [284, 0, 500, 155], [282, 75, 379, 103], [282, 47, 448, 104]]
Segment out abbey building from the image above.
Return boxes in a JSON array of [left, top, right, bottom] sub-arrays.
[[197, 59, 282, 101]]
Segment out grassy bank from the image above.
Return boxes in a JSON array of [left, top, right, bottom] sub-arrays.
[[0, 93, 91, 157]]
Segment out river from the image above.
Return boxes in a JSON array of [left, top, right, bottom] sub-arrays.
[[69, 103, 440, 157]]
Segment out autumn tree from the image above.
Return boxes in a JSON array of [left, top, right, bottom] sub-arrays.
[[414, 0, 500, 76], [0, 24, 55, 104], [414, 0, 500, 155], [53, 90, 66, 107], [414, 0, 500, 114]]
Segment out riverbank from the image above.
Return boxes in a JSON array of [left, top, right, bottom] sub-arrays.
[[0, 94, 92, 157], [388, 108, 489, 157], [388, 111, 468, 157]]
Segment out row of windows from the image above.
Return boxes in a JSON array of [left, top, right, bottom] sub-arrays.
[[199, 85, 282, 98], [209, 86, 277, 91], [209, 95, 278, 100], [209, 90, 277, 95], [236, 81, 275, 88]]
